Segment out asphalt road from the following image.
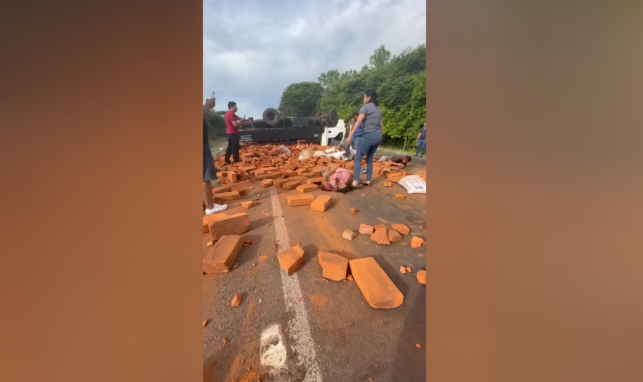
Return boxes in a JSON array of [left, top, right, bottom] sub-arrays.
[[203, 159, 427, 382]]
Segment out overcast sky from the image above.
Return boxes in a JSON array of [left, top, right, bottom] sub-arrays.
[[203, 0, 426, 118]]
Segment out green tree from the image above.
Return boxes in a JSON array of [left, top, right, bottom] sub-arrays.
[[205, 110, 226, 137], [278, 82, 324, 117]]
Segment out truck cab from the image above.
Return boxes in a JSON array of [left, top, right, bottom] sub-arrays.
[[320, 119, 346, 146]]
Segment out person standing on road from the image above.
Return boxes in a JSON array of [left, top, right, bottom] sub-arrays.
[[203, 96, 228, 215], [415, 122, 427, 158], [224, 102, 247, 164], [347, 89, 383, 187]]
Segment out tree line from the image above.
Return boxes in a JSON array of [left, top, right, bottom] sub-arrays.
[[279, 44, 426, 147]]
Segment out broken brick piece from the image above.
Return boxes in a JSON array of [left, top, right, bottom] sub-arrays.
[[349, 257, 404, 309], [296, 184, 319, 193], [203, 235, 244, 273], [278, 245, 306, 275], [370, 228, 391, 245], [342, 229, 357, 241], [260, 179, 274, 188], [387, 172, 406, 183], [231, 294, 242, 307], [388, 229, 403, 243], [214, 191, 241, 203], [417, 270, 426, 285], [406, 266, 412, 273], [228, 172, 238, 183], [400, 266, 407, 274], [241, 201, 254, 209], [282, 181, 300, 190], [307, 177, 325, 185], [391, 224, 410, 236], [383, 182, 393, 187], [411, 237, 425, 248], [212, 185, 232, 194], [310, 195, 332, 212], [350, 208, 358, 215], [359, 224, 374, 235], [287, 194, 315, 207], [208, 213, 250, 241], [395, 194, 406, 200], [317, 251, 348, 281], [206, 241, 214, 247], [374, 224, 388, 232]]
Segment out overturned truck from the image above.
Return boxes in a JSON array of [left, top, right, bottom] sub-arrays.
[[238, 108, 345, 145]]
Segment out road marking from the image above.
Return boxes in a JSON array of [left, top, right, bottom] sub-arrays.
[[270, 187, 323, 382], [260, 325, 287, 370]]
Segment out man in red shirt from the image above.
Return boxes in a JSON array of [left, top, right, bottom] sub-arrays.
[[224, 101, 247, 164]]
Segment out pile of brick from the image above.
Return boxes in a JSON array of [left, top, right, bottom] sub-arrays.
[[355, 223, 424, 249]]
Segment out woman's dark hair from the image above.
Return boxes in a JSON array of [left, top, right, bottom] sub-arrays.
[[337, 181, 353, 194], [364, 89, 379, 106], [351, 111, 359, 118]]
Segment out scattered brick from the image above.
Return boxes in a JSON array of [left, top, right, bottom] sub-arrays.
[[387, 172, 406, 183], [228, 172, 238, 183], [307, 177, 325, 185], [406, 266, 412, 273], [214, 191, 241, 203], [417, 270, 426, 285], [350, 208, 358, 215], [282, 181, 300, 190], [349, 257, 404, 309], [391, 224, 410, 236], [206, 241, 214, 247], [374, 224, 388, 231], [310, 195, 332, 212], [342, 229, 357, 241], [411, 237, 425, 248], [208, 213, 250, 241], [287, 194, 315, 207], [370, 227, 391, 245], [415, 343, 422, 349], [258, 172, 282, 180], [203, 235, 244, 273], [297, 184, 319, 193], [400, 266, 407, 274], [388, 229, 403, 243], [203, 213, 228, 233], [260, 179, 274, 188], [317, 251, 348, 281], [231, 294, 242, 307], [383, 182, 393, 187], [278, 245, 306, 275], [395, 194, 406, 200], [241, 201, 254, 209], [212, 185, 232, 194], [274, 178, 290, 188], [359, 224, 374, 235]]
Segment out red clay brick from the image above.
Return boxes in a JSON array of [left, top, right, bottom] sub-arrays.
[[383, 182, 393, 187], [241, 201, 254, 209], [411, 237, 425, 248], [260, 179, 274, 188], [387, 173, 406, 183], [317, 251, 348, 281], [391, 224, 410, 236], [395, 194, 406, 200], [287, 194, 315, 207], [307, 177, 325, 185], [349, 257, 404, 309], [207, 213, 250, 241], [202, 235, 244, 273], [374, 224, 389, 232], [228, 172, 238, 183], [212, 185, 232, 194], [359, 224, 374, 235], [274, 178, 290, 188], [296, 184, 319, 193], [258, 172, 282, 180], [388, 229, 403, 243], [278, 245, 306, 275], [417, 270, 426, 285], [310, 195, 332, 212], [282, 181, 300, 190], [214, 191, 241, 203], [342, 229, 357, 241], [203, 213, 228, 233]]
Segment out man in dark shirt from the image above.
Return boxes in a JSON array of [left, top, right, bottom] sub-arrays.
[[224, 102, 247, 164], [415, 122, 427, 158], [376, 155, 412, 169], [203, 96, 228, 215]]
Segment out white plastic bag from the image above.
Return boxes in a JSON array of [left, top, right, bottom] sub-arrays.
[[398, 175, 426, 194], [279, 145, 292, 155], [298, 149, 313, 161], [329, 151, 345, 160], [313, 151, 327, 158]]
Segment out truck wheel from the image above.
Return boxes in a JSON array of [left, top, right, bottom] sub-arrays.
[[327, 110, 338, 126], [263, 108, 281, 127]]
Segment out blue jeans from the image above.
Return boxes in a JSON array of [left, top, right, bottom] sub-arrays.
[[416, 138, 426, 156], [353, 131, 382, 183]]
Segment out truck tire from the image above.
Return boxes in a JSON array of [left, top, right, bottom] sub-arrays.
[[327, 110, 338, 126], [263, 108, 281, 126]]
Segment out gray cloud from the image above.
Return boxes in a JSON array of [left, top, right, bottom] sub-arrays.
[[204, 0, 426, 118]]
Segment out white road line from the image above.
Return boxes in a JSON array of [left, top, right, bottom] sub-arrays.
[[270, 187, 323, 382]]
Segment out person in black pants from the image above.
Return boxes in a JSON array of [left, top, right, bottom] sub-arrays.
[[224, 101, 247, 164]]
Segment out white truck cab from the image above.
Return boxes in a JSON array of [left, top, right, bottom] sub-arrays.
[[320, 119, 346, 146]]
